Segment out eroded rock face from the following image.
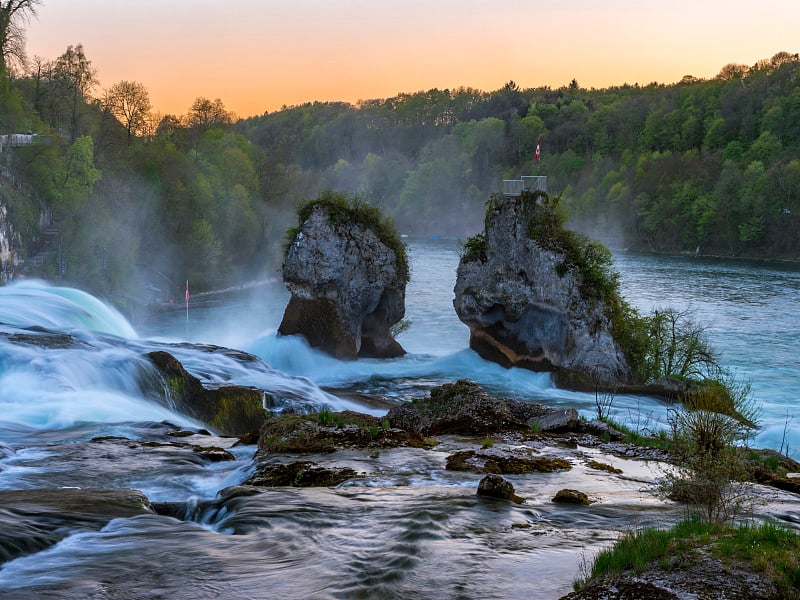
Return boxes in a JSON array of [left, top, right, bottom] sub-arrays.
[[279, 204, 406, 359], [454, 194, 630, 388], [0, 203, 20, 284], [0, 488, 153, 565]]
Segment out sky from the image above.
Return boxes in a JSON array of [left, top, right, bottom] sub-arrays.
[[24, 0, 800, 119]]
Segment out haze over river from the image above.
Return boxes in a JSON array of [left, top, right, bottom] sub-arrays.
[[0, 239, 798, 598]]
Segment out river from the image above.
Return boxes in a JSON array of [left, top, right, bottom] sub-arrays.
[[0, 239, 798, 598]]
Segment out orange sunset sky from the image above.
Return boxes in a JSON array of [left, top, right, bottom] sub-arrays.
[[25, 0, 800, 119]]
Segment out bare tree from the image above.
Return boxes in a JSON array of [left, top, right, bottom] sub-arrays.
[[103, 80, 151, 143], [52, 44, 98, 139], [0, 0, 41, 76], [187, 97, 231, 133]]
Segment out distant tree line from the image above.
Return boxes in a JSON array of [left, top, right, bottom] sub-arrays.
[[1, 17, 798, 308], [241, 53, 800, 257]]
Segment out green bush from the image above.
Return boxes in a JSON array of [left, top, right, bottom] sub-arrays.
[[461, 232, 488, 263], [663, 370, 759, 523], [285, 190, 409, 282]]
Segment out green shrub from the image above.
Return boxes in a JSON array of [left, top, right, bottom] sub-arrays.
[[317, 406, 334, 427], [461, 232, 488, 263], [285, 190, 409, 282], [663, 372, 759, 523]]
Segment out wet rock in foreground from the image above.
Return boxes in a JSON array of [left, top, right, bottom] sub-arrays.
[[476, 474, 524, 503], [257, 410, 431, 456], [387, 379, 574, 435], [562, 556, 778, 600], [0, 488, 153, 565], [446, 449, 572, 474], [245, 460, 360, 487], [552, 489, 593, 505]]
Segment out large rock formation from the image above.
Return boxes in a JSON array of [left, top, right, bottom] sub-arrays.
[[453, 192, 630, 389], [279, 195, 408, 359]]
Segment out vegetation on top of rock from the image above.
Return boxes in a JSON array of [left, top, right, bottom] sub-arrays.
[[479, 190, 738, 392], [285, 190, 409, 282], [460, 232, 488, 263]]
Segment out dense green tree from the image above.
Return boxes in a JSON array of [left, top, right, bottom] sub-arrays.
[[6, 48, 800, 304]]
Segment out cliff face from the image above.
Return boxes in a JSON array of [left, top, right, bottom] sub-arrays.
[[279, 203, 407, 359], [0, 203, 20, 285], [453, 194, 630, 388]]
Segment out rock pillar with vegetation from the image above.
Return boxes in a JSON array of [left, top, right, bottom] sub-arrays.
[[454, 191, 632, 389], [279, 191, 409, 359]]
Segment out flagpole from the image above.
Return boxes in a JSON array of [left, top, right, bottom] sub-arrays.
[[185, 280, 189, 337]]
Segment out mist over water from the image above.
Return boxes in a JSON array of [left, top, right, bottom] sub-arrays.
[[1, 240, 799, 598]]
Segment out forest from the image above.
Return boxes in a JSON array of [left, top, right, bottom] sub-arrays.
[[1, 6, 799, 306]]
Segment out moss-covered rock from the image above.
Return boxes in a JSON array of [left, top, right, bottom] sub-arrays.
[[256, 409, 432, 457], [586, 460, 622, 474], [245, 461, 360, 487], [387, 379, 566, 436], [476, 474, 524, 503], [552, 488, 593, 505], [446, 449, 572, 474], [146, 350, 266, 436]]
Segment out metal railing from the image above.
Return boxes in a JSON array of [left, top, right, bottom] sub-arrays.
[[502, 175, 547, 196]]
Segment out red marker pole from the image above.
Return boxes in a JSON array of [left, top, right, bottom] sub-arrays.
[[185, 280, 189, 334]]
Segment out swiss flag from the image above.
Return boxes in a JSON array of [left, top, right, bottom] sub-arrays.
[[534, 136, 541, 161]]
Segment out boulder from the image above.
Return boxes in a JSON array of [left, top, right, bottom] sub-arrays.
[[447, 450, 572, 474], [454, 192, 630, 388], [256, 410, 432, 456], [476, 474, 524, 503], [387, 379, 563, 436], [146, 350, 267, 436], [245, 460, 359, 487], [531, 408, 580, 432], [552, 488, 593, 505], [279, 196, 408, 359]]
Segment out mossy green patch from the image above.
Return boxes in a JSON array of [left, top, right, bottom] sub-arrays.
[[285, 190, 409, 282], [582, 518, 800, 597]]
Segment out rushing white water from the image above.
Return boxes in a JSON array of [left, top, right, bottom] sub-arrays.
[[1, 239, 799, 599], [0, 280, 137, 338]]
